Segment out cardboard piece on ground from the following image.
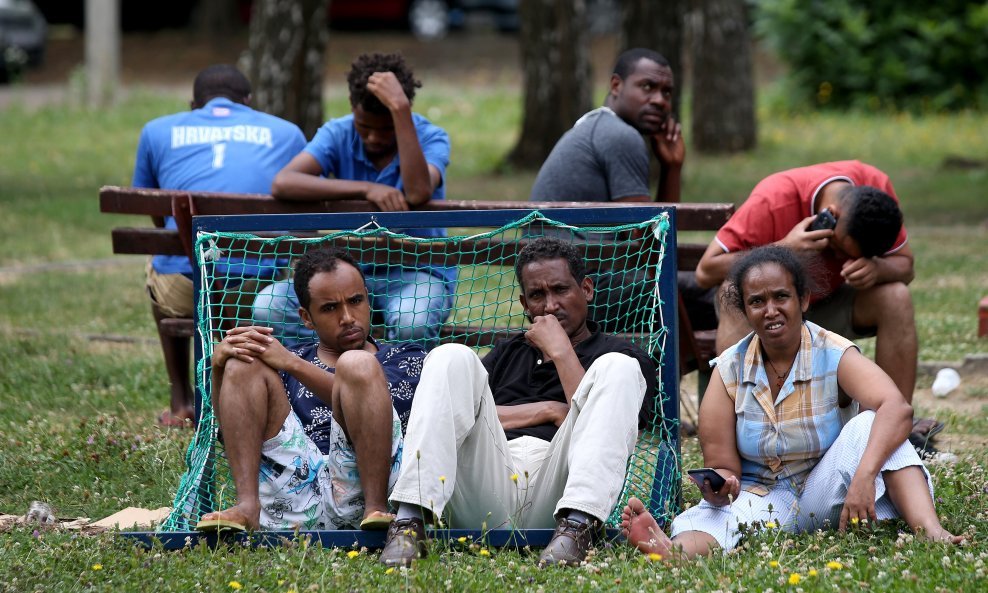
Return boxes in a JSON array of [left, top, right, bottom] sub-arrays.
[[91, 507, 172, 530], [0, 513, 93, 532]]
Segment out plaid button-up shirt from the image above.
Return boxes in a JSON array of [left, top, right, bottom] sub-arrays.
[[713, 321, 859, 495]]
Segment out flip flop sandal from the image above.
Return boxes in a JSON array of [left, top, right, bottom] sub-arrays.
[[359, 512, 396, 530], [912, 417, 945, 438], [195, 517, 247, 533]]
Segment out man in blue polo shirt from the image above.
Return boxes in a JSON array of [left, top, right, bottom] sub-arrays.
[[256, 52, 454, 349], [133, 64, 306, 426]]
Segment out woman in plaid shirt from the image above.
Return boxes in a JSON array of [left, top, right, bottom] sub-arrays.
[[620, 245, 963, 558]]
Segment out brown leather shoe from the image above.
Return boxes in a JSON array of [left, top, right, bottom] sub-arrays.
[[538, 516, 602, 567], [379, 517, 427, 567]]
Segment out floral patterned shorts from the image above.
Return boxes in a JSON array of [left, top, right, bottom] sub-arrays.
[[257, 408, 402, 530]]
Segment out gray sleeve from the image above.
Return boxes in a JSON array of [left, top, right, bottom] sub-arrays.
[[531, 112, 651, 202], [593, 117, 650, 200]]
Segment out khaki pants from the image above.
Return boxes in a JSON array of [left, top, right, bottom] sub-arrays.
[[390, 344, 646, 527]]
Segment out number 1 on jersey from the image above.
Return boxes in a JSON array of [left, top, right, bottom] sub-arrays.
[[212, 143, 227, 169]]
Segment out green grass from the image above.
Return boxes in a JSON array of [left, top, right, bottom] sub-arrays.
[[1, 87, 986, 591]]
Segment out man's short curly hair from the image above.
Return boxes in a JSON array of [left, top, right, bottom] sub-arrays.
[[293, 247, 365, 310], [192, 64, 251, 108], [347, 52, 421, 114], [841, 185, 903, 258], [515, 237, 586, 287]]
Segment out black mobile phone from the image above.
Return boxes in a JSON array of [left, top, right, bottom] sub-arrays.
[[809, 208, 837, 231], [687, 468, 727, 491]]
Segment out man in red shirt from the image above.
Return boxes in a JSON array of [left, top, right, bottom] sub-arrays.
[[695, 161, 939, 442]]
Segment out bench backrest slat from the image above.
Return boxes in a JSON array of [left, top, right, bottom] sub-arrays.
[[99, 186, 734, 231], [112, 227, 709, 271]]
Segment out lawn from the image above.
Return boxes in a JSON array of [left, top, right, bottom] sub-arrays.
[[0, 84, 986, 592]]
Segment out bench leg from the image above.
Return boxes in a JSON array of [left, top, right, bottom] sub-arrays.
[[152, 302, 194, 424]]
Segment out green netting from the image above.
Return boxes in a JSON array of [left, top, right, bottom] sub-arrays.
[[160, 211, 680, 532]]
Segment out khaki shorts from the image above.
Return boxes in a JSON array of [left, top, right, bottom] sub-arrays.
[[805, 284, 877, 340], [146, 260, 194, 318], [146, 260, 272, 328]]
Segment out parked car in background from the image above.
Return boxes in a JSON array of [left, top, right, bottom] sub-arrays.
[[28, 0, 616, 43], [0, 0, 46, 82], [332, 0, 618, 40], [327, 0, 454, 39]]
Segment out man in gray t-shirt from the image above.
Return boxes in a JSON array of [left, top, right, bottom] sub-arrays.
[[530, 48, 685, 204], [530, 49, 689, 333]]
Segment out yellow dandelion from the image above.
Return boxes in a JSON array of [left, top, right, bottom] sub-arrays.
[[457, 536, 468, 543], [510, 473, 519, 483], [826, 561, 843, 570], [850, 517, 859, 525], [278, 580, 285, 586], [648, 552, 662, 562], [347, 550, 360, 559], [92, 564, 103, 571], [229, 581, 243, 590], [788, 573, 801, 585], [439, 475, 446, 484], [385, 568, 395, 575], [765, 521, 777, 529], [808, 569, 818, 577], [769, 560, 779, 568], [479, 548, 491, 557]]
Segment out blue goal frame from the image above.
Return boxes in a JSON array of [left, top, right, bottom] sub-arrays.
[[122, 206, 681, 549]]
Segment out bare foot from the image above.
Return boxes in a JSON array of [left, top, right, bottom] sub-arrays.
[[620, 497, 674, 557], [157, 408, 194, 428], [919, 526, 966, 545], [197, 504, 260, 531]]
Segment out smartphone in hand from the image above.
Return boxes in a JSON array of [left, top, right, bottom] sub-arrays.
[[687, 468, 727, 491], [809, 208, 837, 231]]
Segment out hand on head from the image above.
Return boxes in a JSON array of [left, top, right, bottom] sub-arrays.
[[366, 72, 410, 113], [650, 115, 685, 166], [780, 216, 833, 252]]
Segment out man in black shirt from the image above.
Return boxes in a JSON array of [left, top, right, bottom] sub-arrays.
[[380, 237, 656, 567]]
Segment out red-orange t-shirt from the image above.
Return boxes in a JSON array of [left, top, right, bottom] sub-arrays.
[[715, 160, 908, 301]]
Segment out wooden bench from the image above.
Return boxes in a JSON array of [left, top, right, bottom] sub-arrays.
[[99, 186, 732, 392]]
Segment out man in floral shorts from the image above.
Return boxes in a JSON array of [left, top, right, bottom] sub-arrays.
[[196, 247, 425, 531]]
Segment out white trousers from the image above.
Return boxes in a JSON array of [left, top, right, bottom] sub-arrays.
[[671, 411, 932, 550], [389, 343, 647, 528]]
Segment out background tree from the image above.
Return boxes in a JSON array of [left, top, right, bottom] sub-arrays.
[[506, 0, 593, 169], [690, 0, 757, 153], [194, 0, 243, 39], [619, 0, 686, 117], [755, 0, 988, 112], [243, 0, 327, 139]]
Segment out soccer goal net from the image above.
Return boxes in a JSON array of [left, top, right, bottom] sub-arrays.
[[159, 207, 682, 532]]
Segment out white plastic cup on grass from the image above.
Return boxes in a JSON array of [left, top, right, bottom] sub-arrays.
[[931, 368, 961, 398]]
